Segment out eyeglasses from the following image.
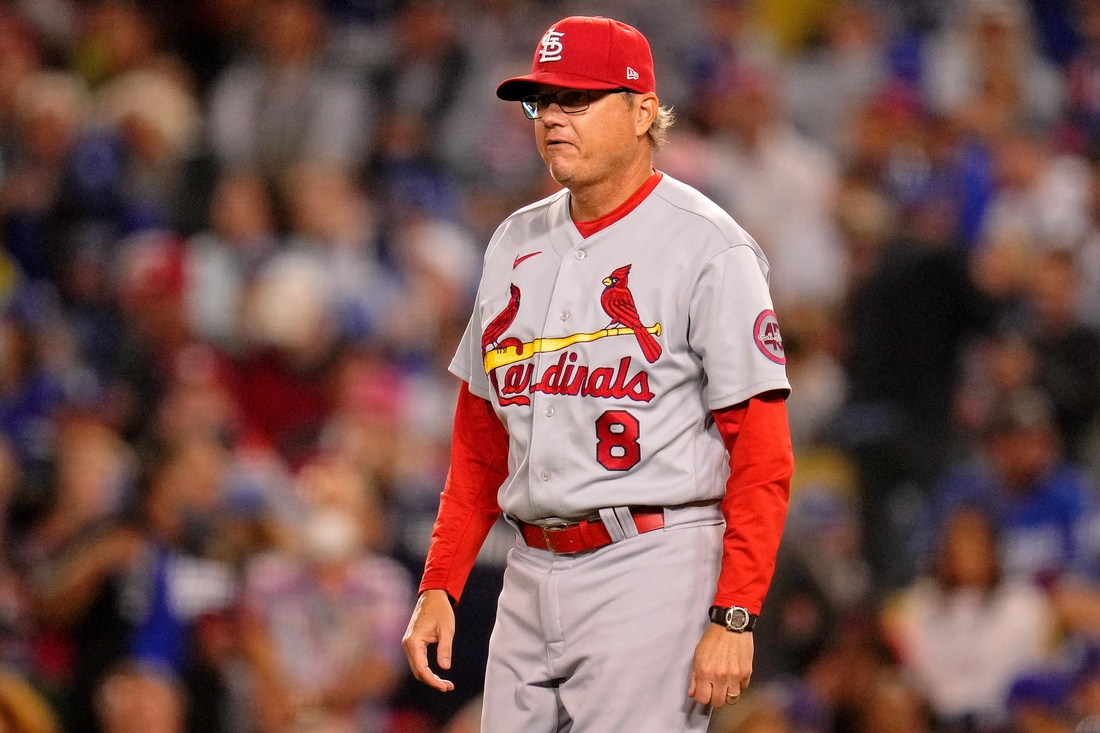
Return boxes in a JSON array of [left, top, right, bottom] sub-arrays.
[[520, 88, 630, 119]]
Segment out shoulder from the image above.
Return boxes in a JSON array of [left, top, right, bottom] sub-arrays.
[[996, 580, 1052, 610], [651, 174, 770, 267], [889, 578, 941, 622], [651, 175, 753, 242], [936, 460, 996, 496], [483, 188, 569, 261], [506, 187, 569, 221], [211, 61, 263, 93], [1045, 465, 1093, 510], [496, 188, 569, 235], [989, 581, 1055, 631]]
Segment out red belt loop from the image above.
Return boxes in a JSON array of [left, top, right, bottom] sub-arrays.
[[518, 507, 664, 554]]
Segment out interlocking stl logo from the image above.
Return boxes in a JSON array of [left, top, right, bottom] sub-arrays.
[[539, 28, 565, 62], [626, 67, 639, 80]]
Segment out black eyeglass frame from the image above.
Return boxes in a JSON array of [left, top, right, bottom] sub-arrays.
[[520, 88, 632, 120]]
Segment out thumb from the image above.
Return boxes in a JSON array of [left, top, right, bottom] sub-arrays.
[[437, 629, 453, 670]]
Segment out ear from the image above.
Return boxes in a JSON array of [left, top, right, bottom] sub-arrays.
[[634, 93, 659, 139]]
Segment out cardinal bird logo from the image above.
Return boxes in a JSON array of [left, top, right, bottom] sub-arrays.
[[601, 265, 662, 363], [482, 284, 521, 351]]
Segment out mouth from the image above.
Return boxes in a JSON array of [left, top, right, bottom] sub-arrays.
[[602, 277, 613, 286]]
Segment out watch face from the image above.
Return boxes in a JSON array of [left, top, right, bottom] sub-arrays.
[[727, 607, 749, 631]]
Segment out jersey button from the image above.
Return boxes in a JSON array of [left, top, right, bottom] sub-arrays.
[[545, 407, 555, 417], [540, 471, 551, 481], [573, 250, 586, 260], [559, 311, 569, 320]]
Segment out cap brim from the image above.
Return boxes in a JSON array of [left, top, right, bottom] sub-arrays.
[[496, 71, 641, 100]]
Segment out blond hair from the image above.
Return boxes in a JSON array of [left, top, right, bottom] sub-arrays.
[[622, 92, 675, 152]]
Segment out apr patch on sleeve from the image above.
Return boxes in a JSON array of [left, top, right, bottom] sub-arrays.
[[753, 310, 785, 365]]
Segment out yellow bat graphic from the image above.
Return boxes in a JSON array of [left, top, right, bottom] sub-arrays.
[[483, 324, 662, 373]]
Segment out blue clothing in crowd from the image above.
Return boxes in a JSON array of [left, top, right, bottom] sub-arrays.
[[933, 460, 1095, 583]]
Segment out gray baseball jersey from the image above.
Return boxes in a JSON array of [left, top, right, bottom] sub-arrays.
[[449, 173, 790, 523]]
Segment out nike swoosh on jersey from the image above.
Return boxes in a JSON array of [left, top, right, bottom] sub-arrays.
[[513, 251, 542, 269]]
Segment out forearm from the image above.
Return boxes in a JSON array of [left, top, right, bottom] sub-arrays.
[[712, 392, 793, 613], [419, 490, 503, 600], [419, 382, 509, 602], [34, 529, 141, 626], [239, 610, 287, 691], [239, 610, 299, 732]]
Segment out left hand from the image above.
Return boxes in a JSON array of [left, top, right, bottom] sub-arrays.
[[687, 623, 754, 708]]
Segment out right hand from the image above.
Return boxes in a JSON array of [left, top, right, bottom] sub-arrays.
[[402, 589, 456, 692]]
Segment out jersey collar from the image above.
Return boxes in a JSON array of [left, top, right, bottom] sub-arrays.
[[571, 170, 664, 239]]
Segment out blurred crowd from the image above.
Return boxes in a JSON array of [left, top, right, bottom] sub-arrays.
[[1, 0, 1100, 732]]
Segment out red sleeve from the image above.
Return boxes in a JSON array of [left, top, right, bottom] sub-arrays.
[[711, 392, 793, 614], [418, 382, 509, 603]]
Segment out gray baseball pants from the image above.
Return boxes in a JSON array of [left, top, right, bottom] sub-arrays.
[[481, 511, 723, 732]]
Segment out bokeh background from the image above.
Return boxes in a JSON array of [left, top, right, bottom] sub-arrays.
[[1, 0, 1100, 731]]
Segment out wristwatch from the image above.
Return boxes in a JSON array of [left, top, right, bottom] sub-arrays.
[[709, 605, 758, 633]]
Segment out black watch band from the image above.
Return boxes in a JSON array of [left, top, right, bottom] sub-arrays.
[[708, 605, 758, 633]]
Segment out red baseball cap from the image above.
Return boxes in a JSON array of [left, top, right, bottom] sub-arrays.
[[496, 16, 656, 101]]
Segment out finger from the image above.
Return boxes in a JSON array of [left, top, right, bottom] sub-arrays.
[[406, 637, 433, 680], [687, 675, 696, 699], [411, 644, 454, 692], [437, 624, 454, 671], [432, 673, 455, 692], [691, 681, 713, 707], [421, 672, 454, 692], [718, 690, 739, 708], [405, 634, 442, 683]]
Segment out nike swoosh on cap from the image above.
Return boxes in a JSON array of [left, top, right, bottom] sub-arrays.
[[513, 251, 542, 268]]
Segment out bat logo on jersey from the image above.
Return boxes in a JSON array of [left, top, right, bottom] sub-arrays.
[[754, 310, 785, 364], [481, 266, 662, 407]]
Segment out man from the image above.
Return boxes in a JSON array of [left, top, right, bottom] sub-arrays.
[[403, 16, 794, 732], [933, 388, 1094, 584]]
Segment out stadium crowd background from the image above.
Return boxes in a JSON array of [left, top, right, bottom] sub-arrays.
[[3, 0, 1100, 731]]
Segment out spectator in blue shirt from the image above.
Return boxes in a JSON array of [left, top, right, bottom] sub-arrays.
[[932, 388, 1094, 584]]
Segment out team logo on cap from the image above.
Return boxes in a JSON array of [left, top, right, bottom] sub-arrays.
[[754, 310, 785, 364], [539, 28, 565, 62]]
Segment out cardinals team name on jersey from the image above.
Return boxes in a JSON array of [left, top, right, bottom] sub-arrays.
[[495, 352, 654, 406]]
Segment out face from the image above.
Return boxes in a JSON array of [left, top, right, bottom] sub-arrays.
[[59, 426, 126, 523], [298, 458, 379, 561], [531, 86, 655, 189], [98, 670, 184, 733], [988, 428, 1057, 490], [940, 509, 997, 589], [259, 0, 322, 64], [1030, 252, 1078, 326], [212, 172, 273, 244]]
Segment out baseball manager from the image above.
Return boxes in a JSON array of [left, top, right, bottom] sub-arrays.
[[403, 15, 794, 732]]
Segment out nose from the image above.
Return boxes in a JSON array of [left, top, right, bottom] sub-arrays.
[[539, 102, 568, 126]]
